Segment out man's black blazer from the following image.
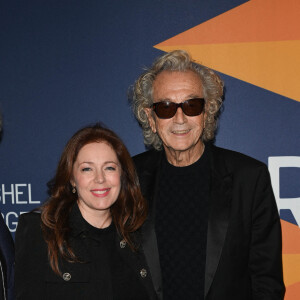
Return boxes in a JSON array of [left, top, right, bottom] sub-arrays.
[[133, 144, 285, 300]]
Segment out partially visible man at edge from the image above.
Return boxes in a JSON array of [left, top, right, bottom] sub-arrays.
[[130, 50, 285, 300], [0, 112, 15, 300]]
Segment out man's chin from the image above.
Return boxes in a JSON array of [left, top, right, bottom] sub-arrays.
[[165, 144, 196, 154]]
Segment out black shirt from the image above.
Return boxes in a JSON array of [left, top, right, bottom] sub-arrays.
[[155, 148, 210, 300]]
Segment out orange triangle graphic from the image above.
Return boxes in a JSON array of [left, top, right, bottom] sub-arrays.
[[155, 0, 300, 102], [281, 221, 300, 288], [285, 282, 300, 300]]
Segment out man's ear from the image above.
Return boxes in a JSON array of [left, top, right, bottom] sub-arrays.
[[144, 108, 157, 133]]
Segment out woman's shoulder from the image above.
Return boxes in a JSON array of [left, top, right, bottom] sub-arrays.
[[18, 210, 41, 224], [16, 211, 43, 237], [15, 211, 47, 257]]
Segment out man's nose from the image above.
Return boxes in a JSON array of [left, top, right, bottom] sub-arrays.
[[173, 107, 187, 124]]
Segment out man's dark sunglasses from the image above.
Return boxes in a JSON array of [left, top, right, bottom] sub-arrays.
[[151, 98, 205, 119]]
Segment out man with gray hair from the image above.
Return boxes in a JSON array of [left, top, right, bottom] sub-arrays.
[[131, 50, 284, 299]]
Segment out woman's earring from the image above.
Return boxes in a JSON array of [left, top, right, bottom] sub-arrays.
[[72, 186, 76, 194]]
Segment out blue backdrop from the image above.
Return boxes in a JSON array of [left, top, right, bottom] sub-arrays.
[[0, 0, 299, 250]]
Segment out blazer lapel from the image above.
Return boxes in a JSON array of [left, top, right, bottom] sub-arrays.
[[137, 150, 163, 300], [205, 145, 232, 297]]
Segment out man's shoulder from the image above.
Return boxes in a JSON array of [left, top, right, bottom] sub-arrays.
[[133, 149, 161, 160], [133, 149, 162, 167], [211, 145, 267, 174], [213, 145, 264, 164]]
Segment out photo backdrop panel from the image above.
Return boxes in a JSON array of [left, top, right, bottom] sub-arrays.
[[0, 0, 299, 298]]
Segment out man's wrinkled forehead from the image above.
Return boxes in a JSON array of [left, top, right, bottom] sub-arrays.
[[152, 70, 203, 103]]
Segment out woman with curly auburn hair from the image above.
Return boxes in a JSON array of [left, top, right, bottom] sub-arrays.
[[15, 123, 157, 300]]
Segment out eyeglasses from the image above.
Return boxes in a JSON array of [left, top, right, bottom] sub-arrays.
[[151, 98, 205, 119]]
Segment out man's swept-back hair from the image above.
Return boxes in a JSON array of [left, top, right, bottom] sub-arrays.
[[41, 123, 147, 275], [131, 50, 224, 150]]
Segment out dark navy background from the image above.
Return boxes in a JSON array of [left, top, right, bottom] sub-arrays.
[[0, 0, 299, 235]]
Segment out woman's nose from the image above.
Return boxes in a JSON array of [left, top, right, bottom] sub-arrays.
[[95, 169, 105, 183]]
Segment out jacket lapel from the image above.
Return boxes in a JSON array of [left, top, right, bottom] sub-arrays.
[[204, 145, 232, 297], [136, 150, 163, 300]]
